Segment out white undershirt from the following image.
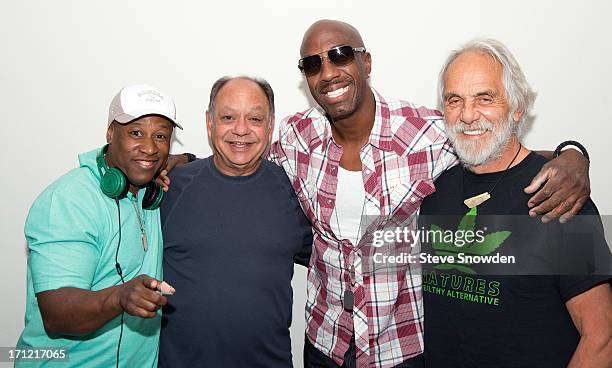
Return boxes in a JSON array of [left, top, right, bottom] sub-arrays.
[[330, 167, 366, 245]]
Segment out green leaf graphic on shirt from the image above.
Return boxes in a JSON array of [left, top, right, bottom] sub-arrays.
[[429, 207, 511, 274], [457, 206, 477, 232], [435, 263, 477, 275], [466, 231, 511, 255], [430, 224, 456, 252]]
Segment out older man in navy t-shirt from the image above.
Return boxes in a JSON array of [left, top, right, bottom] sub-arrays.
[[159, 77, 312, 368]]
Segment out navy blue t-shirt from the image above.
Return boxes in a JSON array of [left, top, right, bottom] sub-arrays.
[[159, 157, 313, 368]]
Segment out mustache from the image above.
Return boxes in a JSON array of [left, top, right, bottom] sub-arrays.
[[318, 77, 352, 92], [449, 120, 495, 134]]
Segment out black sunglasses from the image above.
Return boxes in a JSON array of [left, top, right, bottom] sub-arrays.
[[298, 45, 366, 76]]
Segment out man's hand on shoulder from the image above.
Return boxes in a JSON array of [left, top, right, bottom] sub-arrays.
[[524, 149, 590, 223], [156, 170, 171, 192], [155, 153, 193, 191]]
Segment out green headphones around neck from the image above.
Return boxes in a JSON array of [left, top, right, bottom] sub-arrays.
[[96, 145, 164, 210]]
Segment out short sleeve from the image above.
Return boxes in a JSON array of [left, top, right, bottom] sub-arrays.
[[558, 198, 611, 302], [558, 276, 610, 303], [25, 187, 102, 294], [293, 204, 313, 267]]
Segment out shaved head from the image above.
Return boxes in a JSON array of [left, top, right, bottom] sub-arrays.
[[300, 20, 365, 56], [298, 19, 373, 123]]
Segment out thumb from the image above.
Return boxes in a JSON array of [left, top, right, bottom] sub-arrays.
[[524, 169, 550, 194], [158, 281, 176, 295]]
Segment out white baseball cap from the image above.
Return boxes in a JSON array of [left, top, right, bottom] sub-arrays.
[[108, 84, 183, 129]]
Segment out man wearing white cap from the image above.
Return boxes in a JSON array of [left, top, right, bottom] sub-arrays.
[[15, 84, 179, 367]]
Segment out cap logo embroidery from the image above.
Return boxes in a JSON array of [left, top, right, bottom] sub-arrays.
[[138, 90, 163, 103]]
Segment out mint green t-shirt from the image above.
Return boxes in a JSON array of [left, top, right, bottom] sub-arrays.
[[16, 148, 163, 367]]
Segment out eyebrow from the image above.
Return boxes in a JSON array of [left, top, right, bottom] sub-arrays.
[[217, 106, 236, 114], [444, 92, 461, 101], [444, 89, 498, 100], [123, 121, 172, 131], [217, 106, 267, 114], [249, 106, 266, 113], [473, 90, 498, 98]]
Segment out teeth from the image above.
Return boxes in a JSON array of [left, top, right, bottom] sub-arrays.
[[326, 86, 348, 98], [136, 160, 155, 167], [463, 130, 486, 136]]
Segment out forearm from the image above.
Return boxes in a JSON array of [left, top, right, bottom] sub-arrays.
[[566, 283, 612, 368], [535, 150, 553, 160], [568, 334, 612, 367], [537, 145, 587, 160], [37, 286, 122, 336]]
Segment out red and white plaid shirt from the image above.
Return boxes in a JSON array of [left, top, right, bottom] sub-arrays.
[[269, 89, 457, 368]]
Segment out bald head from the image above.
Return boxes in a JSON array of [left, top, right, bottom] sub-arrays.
[[300, 20, 365, 57]]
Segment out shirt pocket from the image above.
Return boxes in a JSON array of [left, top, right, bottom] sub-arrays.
[[388, 149, 437, 216], [388, 177, 436, 219]]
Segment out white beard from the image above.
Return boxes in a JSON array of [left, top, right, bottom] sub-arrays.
[[446, 116, 516, 168]]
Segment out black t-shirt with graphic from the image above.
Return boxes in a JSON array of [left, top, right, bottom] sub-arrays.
[[419, 152, 611, 368]]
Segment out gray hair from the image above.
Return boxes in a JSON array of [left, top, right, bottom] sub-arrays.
[[207, 76, 275, 123], [438, 38, 537, 134]]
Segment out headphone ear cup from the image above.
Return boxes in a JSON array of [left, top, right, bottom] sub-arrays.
[[101, 167, 128, 199], [142, 182, 164, 210]]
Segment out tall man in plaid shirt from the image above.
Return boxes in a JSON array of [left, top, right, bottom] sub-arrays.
[[268, 20, 591, 368]]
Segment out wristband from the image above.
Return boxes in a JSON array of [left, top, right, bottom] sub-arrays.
[[553, 140, 589, 161]]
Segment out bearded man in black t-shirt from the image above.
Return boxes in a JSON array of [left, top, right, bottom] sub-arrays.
[[419, 39, 612, 367]]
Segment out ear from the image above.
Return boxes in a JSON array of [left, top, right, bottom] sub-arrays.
[[106, 123, 114, 143], [206, 111, 213, 141], [267, 116, 275, 142], [363, 52, 372, 78], [512, 110, 524, 123]]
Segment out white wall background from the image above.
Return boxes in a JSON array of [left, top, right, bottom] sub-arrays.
[[1, 1, 610, 367]]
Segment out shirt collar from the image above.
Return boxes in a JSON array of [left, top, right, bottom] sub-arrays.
[[369, 88, 393, 152]]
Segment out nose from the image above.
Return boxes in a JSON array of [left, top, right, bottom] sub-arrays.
[[319, 56, 341, 82], [140, 136, 159, 155], [460, 100, 481, 124], [232, 117, 249, 136]]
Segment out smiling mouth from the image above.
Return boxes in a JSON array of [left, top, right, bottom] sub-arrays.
[[134, 160, 157, 169], [325, 86, 349, 98], [462, 129, 489, 136], [228, 141, 254, 150]]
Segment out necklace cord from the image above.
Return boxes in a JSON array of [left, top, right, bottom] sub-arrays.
[[488, 143, 523, 195]]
